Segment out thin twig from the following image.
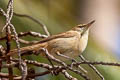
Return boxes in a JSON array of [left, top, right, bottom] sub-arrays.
[[14, 12, 50, 36], [12, 59, 53, 70], [0, 73, 18, 78], [20, 61, 27, 80], [79, 55, 104, 80], [17, 31, 48, 38], [0, 31, 48, 45], [18, 38, 39, 44], [78, 61, 120, 66], [2, 62, 17, 68], [0, 31, 47, 41], [5, 1, 14, 80], [9, 23, 22, 65], [68, 67, 90, 80], [0, 8, 7, 17], [62, 70, 78, 80]]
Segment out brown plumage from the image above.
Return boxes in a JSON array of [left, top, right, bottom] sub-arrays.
[[7, 20, 95, 60]]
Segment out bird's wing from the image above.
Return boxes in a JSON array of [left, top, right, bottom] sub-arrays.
[[38, 31, 76, 43]]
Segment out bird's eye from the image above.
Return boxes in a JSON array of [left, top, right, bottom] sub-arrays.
[[77, 24, 86, 28]]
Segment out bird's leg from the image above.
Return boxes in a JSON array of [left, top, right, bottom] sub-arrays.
[[56, 51, 76, 62], [56, 51, 87, 74]]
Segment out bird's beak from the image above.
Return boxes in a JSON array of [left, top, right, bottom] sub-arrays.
[[81, 20, 95, 35], [85, 20, 95, 29]]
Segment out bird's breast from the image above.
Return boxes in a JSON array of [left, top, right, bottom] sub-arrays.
[[78, 31, 88, 53]]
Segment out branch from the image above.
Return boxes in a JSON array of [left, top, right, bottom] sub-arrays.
[[0, 73, 18, 78], [21, 61, 27, 80], [62, 70, 77, 80], [18, 38, 39, 44], [79, 55, 104, 80], [14, 12, 50, 36], [78, 61, 120, 66], [0, 31, 48, 41], [5, 0, 14, 80]]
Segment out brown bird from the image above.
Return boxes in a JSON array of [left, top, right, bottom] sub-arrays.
[[7, 20, 95, 60]]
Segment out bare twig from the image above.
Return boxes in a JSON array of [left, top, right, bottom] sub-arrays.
[[0, 31, 48, 45], [17, 31, 48, 38], [0, 73, 18, 78], [0, 8, 7, 17], [77, 61, 120, 66], [68, 67, 90, 80], [62, 70, 77, 80], [2, 62, 17, 68], [21, 61, 27, 80], [18, 38, 39, 44], [10, 24, 22, 62], [79, 55, 104, 80], [0, 31, 48, 41], [12, 59, 53, 70], [14, 12, 50, 36], [5, 1, 14, 80]]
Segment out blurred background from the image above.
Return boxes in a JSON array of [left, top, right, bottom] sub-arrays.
[[0, 0, 120, 80]]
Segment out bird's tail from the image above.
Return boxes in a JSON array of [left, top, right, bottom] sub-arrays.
[[6, 43, 47, 57]]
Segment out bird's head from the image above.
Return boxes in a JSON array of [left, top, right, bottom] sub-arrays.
[[73, 20, 95, 36]]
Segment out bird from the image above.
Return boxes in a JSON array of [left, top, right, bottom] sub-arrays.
[[7, 20, 95, 61]]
